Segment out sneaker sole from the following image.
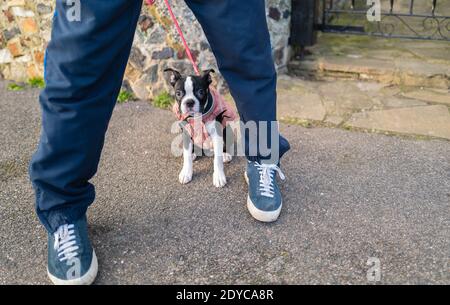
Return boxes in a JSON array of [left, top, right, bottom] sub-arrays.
[[244, 172, 282, 223], [47, 250, 98, 285]]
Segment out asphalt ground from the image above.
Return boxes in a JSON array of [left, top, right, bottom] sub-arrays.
[[0, 82, 449, 284]]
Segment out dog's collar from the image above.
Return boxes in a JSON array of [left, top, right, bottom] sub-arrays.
[[200, 90, 214, 118]]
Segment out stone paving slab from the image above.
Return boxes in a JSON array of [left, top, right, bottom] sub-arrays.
[[402, 89, 450, 106], [347, 105, 450, 140], [277, 76, 450, 140], [278, 92, 326, 122], [378, 97, 428, 109]]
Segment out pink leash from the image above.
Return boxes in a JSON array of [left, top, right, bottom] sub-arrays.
[[145, 0, 200, 76]]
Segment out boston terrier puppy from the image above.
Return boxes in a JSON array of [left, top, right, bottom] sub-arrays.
[[164, 68, 237, 187]]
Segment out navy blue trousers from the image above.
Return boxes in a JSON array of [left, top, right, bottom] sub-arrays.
[[30, 0, 290, 233]]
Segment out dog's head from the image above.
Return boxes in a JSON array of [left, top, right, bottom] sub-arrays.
[[164, 68, 215, 116]]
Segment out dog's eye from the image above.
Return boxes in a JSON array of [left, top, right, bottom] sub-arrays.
[[175, 90, 183, 99], [197, 89, 205, 97]]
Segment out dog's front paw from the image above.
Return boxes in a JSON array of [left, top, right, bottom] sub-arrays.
[[223, 152, 232, 163], [179, 167, 193, 184], [213, 170, 227, 188]]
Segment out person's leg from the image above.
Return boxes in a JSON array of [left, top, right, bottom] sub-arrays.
[[29, 0, 142, 284], [30, 0, 142, 233], [184, 0, 290, 222], [184, 0, 290, 163]]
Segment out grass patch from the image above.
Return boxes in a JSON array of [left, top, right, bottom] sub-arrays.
[[7, 78, 45, 92], [153, 91, 173, 109], [28, 77, 45, 89], [117, 90, 135, 104], [7, 83, 25, 91]]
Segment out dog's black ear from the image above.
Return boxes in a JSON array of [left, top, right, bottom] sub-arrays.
[[202, 69, 215, 85], [164, 68, 181, 87]]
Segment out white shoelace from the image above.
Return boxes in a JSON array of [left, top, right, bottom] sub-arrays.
[[54, 224, 79, 262], [255, 163, 286, 198]]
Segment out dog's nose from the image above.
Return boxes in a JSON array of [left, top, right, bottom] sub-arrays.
[[185, 100, 195, 108]]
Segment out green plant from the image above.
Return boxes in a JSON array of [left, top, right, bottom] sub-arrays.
[[28, 77, 45, 89], [7, 83, 25, 91], [153, 91, 173, 109], [117, 90, 135, 104]]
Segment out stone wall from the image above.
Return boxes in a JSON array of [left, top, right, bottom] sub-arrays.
[[0, 0, 291, 99], [0, 0, 52, 82]]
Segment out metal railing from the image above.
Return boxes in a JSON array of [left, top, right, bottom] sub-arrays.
[[319, 0, 450, 40]]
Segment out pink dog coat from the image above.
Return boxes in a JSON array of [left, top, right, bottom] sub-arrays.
[[173, 87, 238, 150]]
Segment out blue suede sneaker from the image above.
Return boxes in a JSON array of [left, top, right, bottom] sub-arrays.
[[47, 215, 98, 285], [245, 161, 286, 222]]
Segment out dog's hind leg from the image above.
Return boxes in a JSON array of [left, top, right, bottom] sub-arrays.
[[206, 121, 227, 187], [222, 124, 233, 163]]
